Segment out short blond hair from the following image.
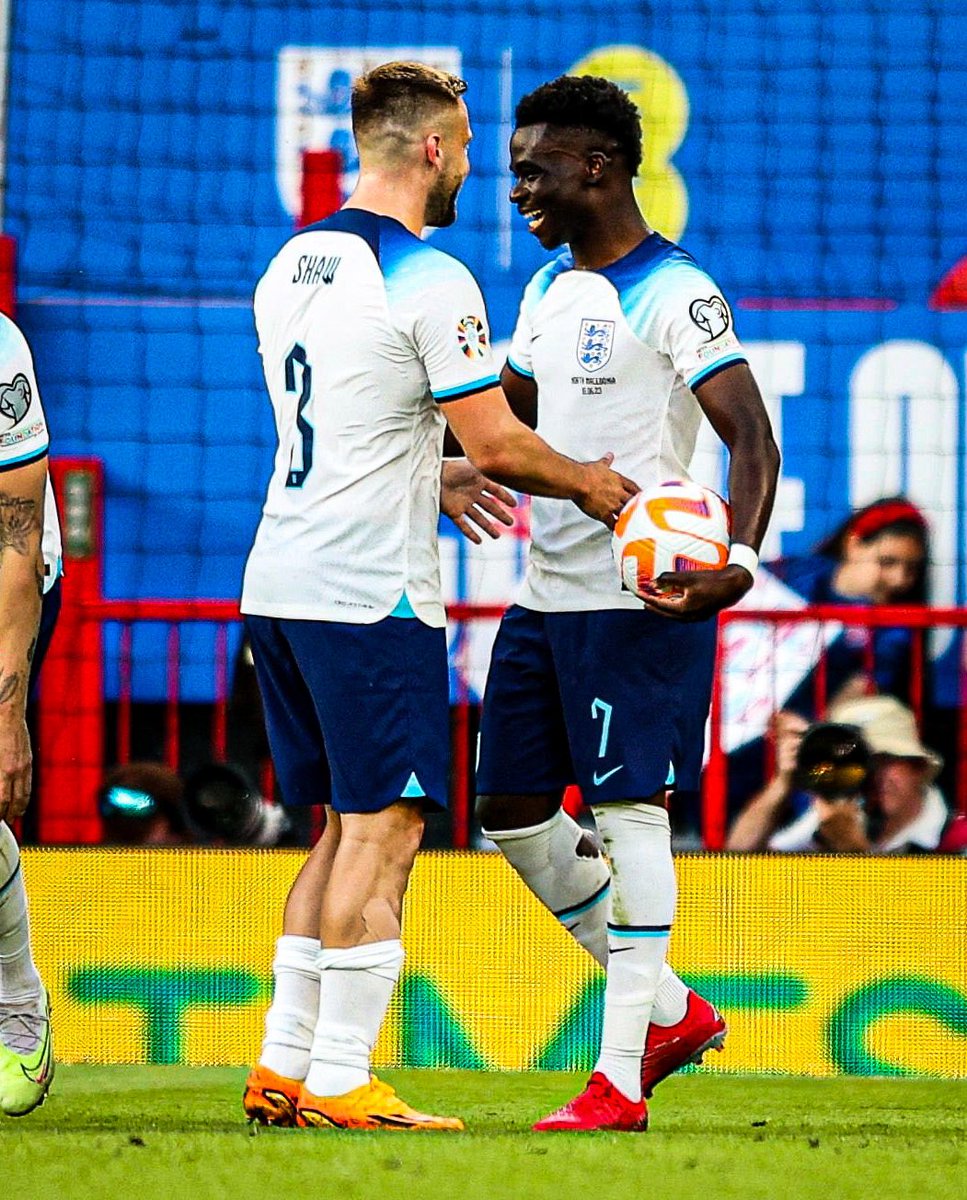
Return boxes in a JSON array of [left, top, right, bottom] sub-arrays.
[[352, 61, 467, 152]]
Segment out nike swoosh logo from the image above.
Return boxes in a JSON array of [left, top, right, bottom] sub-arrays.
[[592, 765, 624, 786], [300, 1107, 345, 1128], [19, 1021, 52, 1087]]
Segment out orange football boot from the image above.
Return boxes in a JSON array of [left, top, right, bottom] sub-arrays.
[[243, 1064, 302, 1127], [296, 1075, 464, 1131]]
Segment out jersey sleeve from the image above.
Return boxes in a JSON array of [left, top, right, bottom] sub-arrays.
[[645, 263, 748, 391], [506, 295, 535, 380], [408, 257, 500, 403], [0, 318, 49, 472]]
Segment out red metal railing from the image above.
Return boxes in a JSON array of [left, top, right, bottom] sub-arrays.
[[41, 596, 965, 849], [705, 605, 967, 850], [37, 459, 966, 848]]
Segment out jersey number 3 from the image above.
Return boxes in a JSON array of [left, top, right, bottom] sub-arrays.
[[285, 343, 314, 488]]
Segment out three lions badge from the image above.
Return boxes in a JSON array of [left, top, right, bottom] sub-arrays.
[[577, 319, 615, 371]]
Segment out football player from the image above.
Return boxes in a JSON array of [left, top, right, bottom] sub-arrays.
[[240, 62, 637, 1131], [476, 75, 780, 1131], [0, 311, 62, 1116]]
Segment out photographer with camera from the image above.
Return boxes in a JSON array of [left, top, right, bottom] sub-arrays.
[[726, 696, 949, 854], [182, 762, 296, 847]]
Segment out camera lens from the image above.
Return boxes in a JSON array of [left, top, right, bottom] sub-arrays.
[[793, 722, 871, 800]]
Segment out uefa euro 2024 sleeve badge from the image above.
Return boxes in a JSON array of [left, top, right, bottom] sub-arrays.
[[457, 315, 487, 360]]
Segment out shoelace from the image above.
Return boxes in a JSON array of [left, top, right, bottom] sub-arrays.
[[0, 1007, 46, 1056]]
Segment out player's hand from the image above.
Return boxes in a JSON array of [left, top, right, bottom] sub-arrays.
[[440, 458, 517, 545], [814, 798, 870, 852], [639, 563, 753, 621], [576, 454, 639, 530], [0, 716, 33, 823]]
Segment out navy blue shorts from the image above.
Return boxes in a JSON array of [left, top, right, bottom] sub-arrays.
[[245, 614, 449, 814], [476, 605, 717, 803]]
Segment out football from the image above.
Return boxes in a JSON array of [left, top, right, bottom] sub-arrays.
[[612, 479, 731, 599]]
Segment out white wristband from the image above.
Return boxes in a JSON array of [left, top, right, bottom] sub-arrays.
[[727, 543, 759, 578]]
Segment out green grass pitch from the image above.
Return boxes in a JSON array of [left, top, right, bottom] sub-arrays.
[[3, 1067, 965, 1200]]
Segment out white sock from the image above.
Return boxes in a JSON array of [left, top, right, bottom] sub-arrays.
[[259, 934, 320, 1080], [0, 822, 43, 1006], [651, 962, 690, 1026], [305, 939, 404, 1098], [590, 804, 676, 1102], [483, 809, 610, 966]]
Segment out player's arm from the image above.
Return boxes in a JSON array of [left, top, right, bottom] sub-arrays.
[[644, 363, 780, 619], [439, 362, 536, 542], [0, 455, 47, 821], [440, 362, 537, 458], [500, 362, 538, 429], [442, 385, 637, 528]]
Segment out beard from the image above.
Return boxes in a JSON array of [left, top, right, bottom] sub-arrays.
[[425, 176, 461, 228]]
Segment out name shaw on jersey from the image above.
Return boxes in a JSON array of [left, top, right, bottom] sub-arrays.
[[292, 254, 342, 286]]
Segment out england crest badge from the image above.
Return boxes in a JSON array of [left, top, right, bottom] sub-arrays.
[[577, 319, 615, 371]]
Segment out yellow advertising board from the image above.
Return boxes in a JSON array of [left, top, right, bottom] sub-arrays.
[[22, 849, 967, 1076]]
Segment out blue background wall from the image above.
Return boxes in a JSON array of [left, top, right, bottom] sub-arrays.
[[4, 0, 966, 699]]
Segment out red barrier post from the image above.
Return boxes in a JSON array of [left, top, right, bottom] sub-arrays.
[[0, 234, 16, 318], [450, 627, 471, 849], [212, 623, 228, 762], [702, 626, 729, 850], [36, 459, 105, 843], [299, 149, 343, 227]]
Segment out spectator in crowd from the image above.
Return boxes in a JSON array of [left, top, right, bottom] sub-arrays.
[[727, 695, 950, 854], [98, 762, 191, 846], [721, 496, 930, 824], [182, 762, 296, 847], [771, 496, 929, 709]]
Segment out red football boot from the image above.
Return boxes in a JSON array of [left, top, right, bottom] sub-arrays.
[[532, 1072, 648, 1132], [641, 990, 727, 1098]]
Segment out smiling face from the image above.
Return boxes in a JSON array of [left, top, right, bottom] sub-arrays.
[[509, 123, 602, 250], [842, 530, 926, 604]]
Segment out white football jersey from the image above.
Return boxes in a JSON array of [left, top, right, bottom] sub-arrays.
[[241, 210, 499, 626], [507, 234, 748, 612], [0, 312, 62, 594]]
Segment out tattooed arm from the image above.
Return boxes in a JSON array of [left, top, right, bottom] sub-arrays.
[[0, 455, 47, 822]]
